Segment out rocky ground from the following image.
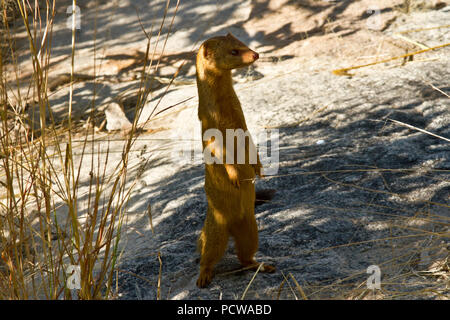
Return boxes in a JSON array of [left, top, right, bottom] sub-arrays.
[[4, 0, 449, 299]]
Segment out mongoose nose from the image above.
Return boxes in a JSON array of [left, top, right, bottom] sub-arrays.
[[253, 52, 259, 60]]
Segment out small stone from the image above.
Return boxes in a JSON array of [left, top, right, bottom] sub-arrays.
[[104, 102, 132, 132]]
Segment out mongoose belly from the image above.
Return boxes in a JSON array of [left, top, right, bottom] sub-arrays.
[[205, 163, 255, 220]]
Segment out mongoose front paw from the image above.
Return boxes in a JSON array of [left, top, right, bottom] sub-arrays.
[[225, 164, 240, 188], [230, 175, 240, 188]]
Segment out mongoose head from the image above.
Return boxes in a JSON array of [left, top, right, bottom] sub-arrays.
[[198, 33, 259, 71]]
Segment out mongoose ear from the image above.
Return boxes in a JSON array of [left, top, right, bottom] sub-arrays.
[[202, 43, 208, 58], [226, 32, 233, 38]]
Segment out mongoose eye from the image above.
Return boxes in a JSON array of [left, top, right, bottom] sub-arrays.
[[231, 49, 239, 56]]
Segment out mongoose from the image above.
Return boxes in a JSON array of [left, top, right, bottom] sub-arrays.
[[196, 33, 275, 288]]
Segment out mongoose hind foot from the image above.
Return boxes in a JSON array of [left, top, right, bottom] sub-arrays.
[[242, 260, 276, 273], [196, 269, 213, 288]]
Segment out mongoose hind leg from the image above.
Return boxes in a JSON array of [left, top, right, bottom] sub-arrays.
[[197, 207, 229, 288], [229, 214, 276, 273]]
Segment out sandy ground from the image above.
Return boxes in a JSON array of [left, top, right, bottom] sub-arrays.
[[4, 0, 450, 299]]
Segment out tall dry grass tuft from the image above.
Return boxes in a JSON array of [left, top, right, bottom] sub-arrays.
[[0, 0, 178, 299]]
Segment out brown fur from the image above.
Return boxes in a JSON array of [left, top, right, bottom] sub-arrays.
[[195, 33, 275, 288]]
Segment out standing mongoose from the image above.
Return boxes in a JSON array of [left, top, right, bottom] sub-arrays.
[[195, 33, 275, 288]]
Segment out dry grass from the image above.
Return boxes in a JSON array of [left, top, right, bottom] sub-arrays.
[[0, 0, 179, 299], [244, 173, 449, 300], [0, 0, 19, 27]]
